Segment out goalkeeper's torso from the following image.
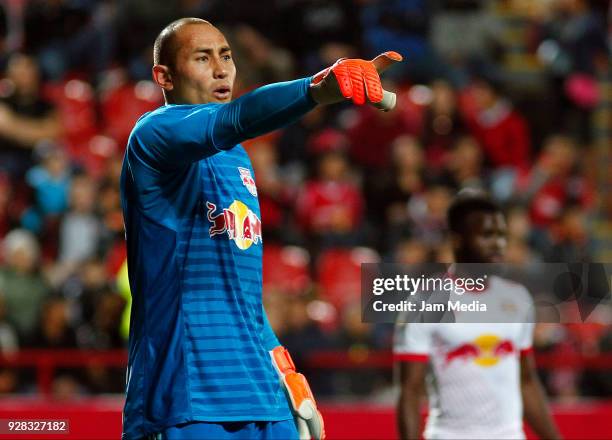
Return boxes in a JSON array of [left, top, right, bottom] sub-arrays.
[[120, 119, 291, 439]]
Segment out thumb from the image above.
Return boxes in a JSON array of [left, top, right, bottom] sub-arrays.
[[371, 51, 403, 74]]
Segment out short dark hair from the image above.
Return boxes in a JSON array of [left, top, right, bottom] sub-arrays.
[[153, 17, 211, 68], [447, 189, 502, 234]]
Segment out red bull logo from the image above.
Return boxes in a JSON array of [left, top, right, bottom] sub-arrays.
[[206, 200, 262, 250], [445, 334, 515, 367], [238, 167, 258, 197]]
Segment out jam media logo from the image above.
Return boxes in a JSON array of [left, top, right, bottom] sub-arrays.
[[445, 334, 515, 367], [206, 200, 262, 250], [238, 167, 257, 197]]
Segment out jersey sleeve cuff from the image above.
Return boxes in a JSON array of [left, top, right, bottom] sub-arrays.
[[393, 353, 430, 363], [519, 347, 534, 356]]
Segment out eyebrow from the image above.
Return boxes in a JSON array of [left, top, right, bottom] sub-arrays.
[[193, 46, 231, 55]]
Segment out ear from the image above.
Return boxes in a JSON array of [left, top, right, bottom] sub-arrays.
[[152, 65, 173, 91]]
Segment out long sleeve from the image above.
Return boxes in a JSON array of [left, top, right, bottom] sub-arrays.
[[130, 77, 316, 169], [212, 77, 316, 149]]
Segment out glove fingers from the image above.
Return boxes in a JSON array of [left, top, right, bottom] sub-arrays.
[[371, 51, 403, 74], [363, 63, 383, 103], [305, 409, 325, 440], [296, 418, 310, 440], [333, 63, 354, 100], [347, 63, 366, 105]]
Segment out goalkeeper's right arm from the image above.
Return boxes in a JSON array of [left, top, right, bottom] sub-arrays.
[[211, 51, 403, 149]]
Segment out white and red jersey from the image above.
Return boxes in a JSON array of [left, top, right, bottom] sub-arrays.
[[393, 275, 535, 440]]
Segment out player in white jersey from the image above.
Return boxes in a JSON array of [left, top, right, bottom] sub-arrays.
[[394, 190, 560, 439]]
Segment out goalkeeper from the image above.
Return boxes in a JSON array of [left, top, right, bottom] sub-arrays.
[[120, 17, 401, 440]]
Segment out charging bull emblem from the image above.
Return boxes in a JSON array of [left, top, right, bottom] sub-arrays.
[[206, 200, 262, 250], [445, 334, 516, 368]]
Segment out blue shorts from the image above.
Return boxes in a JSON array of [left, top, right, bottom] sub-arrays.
[[145, 420, 298, 440]]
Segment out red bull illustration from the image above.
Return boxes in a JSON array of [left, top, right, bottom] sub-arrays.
[[206, 200, 262, 250], [238, 167, 258, 196], [445, 334, 516, 367]]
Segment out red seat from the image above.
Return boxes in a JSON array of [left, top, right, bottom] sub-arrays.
[[105, 240, 127, 277], [316, 247, 380, 309], [262, 245, 311, 294], [101, 81, 163, 147], [43, 79, 99, 164]]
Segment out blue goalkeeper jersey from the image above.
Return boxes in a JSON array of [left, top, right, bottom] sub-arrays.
[[120, 78, 316, 439]]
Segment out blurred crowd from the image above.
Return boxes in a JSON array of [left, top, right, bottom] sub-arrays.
[[0, 0, 609, 400]]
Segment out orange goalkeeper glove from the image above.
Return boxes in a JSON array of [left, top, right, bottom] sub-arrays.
[[271, 346, 325, 440], [309, 51, 403, 111]]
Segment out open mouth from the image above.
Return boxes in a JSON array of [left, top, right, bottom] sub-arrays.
[[213, 86, 231, 100]]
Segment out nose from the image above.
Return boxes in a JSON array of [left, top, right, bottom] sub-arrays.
[[212, 57, 228, 79]]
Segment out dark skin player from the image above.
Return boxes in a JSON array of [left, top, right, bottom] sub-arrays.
[[397, 193, 561, 440]]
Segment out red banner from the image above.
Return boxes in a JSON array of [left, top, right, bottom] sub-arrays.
[[0, 399, 610, 439]]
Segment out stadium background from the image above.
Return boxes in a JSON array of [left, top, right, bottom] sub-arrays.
[[0, 0, 610, 438]]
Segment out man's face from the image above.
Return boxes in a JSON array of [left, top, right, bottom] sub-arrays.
[[7, 55, 40, 95], [460, 211, 508, 263], [166, 24, 236, 104]]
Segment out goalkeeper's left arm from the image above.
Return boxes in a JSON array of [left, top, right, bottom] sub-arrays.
[[262, 307, 325, 440]]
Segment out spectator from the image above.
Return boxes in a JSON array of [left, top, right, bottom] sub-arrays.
[[62, 258, 111, 327], [29, 297, 83, 398], [227, 25, 295, 89], [97, 178, 124, 258], [505, 205, 541, 264], [0, 53, 62, 179], [81, 294, 126, 393], [275, 0, 360, 69], [360, 0, 434, 81], [276, 105, 331, 177], [97, 155, 126, 275], [533, 323, 581, 401], [537, 0, 609, 142], [281, 293, 334, 397], [21, 144, 71, 235], [0, 294, 17, 354], [365, 135, 425, 250], [406, 182, 453, 246], [58, 175, 101, 265], [442, 135, 486, 191], [544, 204, 592, 262], [0, 229, 49, 342], [296, 131, 364, 248], [24, 0, 116, 82], [346, 103, 417, 169], [30, 297, 77, 349], [333, 300, 386, 396], [421, 80, 467, 169], [465, 75, 531, 172], [430, 0, 502, 71], [514, 135, 594, 231], [77, 287, 125, 352]]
